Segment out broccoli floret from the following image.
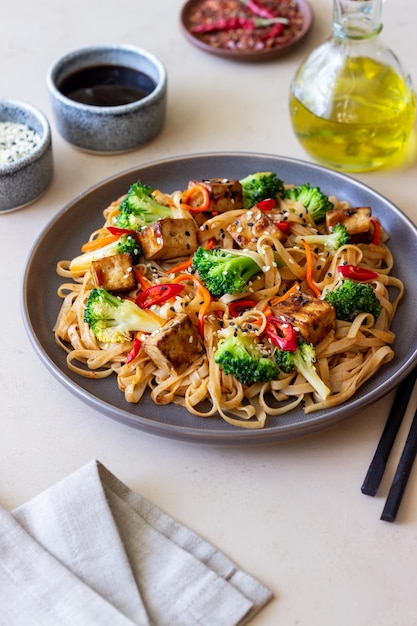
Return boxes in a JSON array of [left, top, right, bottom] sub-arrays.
[[324, 279, 382, 322], [114, 180, 173, 230], [275, 341, 331, 400], [240, 171, 285, 209], [84, 287, 161, 343], [214, 331, 279, 386], [295, 223, 350, 252], [70, 234, 141, 273], [284, 183, 334, 222], [192, 247, 263, 297]]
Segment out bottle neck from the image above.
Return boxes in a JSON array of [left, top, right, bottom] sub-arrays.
[[332, 0, 383, 40]]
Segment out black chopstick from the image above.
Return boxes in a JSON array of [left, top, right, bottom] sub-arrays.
[[361, 366, 417, 497], [380, 404, 417, 522]]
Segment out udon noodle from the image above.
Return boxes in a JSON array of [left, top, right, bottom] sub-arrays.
[[53, 178, 403, 429]]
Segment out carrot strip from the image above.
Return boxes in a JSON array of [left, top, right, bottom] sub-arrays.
[[181, 184, 211, 212], [269, 282, 299, 306], [134, 266, 152, 290], [301, 239, 322, 297], [172, 273, 212, 337], [168, 258, 193, 274], [81, 233, 119, 253], [167, 240, 215, 275]]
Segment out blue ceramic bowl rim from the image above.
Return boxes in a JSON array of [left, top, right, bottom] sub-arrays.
[[46, 43, 167, 115], [0, 98, 52, 174]]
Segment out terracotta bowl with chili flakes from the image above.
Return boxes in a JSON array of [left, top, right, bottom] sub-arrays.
[[180, 0, 313, 62]]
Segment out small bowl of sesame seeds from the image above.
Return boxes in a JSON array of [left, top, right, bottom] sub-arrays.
[[0, 98, 53, 213]]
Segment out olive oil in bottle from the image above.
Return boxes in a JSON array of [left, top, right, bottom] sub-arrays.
[[289, 0, 416, 172]]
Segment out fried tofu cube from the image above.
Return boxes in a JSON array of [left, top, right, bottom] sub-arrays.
[[143, 313, 204, 375], [274, 291, 336, 345], [138, 218, 198, 261], [188, 178, 243, 213], [91, 253, 136, 292], [227, 208, 287, 251], [325, 207, 372, 243]]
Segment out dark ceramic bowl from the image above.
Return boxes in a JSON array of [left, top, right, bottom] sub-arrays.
[[0, 98, 53, 213], [46, 44, 167, 154]]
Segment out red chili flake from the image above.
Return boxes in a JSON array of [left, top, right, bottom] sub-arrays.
[[188, 0, 304, 52], [191, 16, 286, 35]]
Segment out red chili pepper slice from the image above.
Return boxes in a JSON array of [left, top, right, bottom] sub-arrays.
[[265, 315, 298, 352], [107, 226, 138, 237], [126, 335, 142, 364], [370, 217, 381, 245], [275, 221, 289, 232], [337, 264, 379, 282], [135, 284, 184, 309], [228, 298, 256, 317], [256, 198, 276, 211]]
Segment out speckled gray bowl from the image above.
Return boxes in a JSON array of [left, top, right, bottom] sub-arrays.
[[47, 44, 167, 154], [0, 98, 53, 213]]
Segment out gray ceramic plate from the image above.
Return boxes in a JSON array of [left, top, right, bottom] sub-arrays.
[[22, 153, 417, 444]]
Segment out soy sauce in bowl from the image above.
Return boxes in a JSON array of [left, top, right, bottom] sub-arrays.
[[58, 64, 157, 107], [47, 44, 167, 152]]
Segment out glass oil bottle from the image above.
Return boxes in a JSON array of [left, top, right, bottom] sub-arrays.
[[289, 0, 416, 172]]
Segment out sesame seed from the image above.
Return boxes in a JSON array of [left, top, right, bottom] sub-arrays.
[[0, 121, 41, 164]]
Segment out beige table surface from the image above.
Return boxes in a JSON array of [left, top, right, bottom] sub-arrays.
[[1, 1, 417, 624]]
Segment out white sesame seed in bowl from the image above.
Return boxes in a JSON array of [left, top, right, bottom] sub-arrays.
[[0, 98, 53, 213]]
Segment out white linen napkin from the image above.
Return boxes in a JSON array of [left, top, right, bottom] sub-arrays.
[[0, 460, 272, 625]]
